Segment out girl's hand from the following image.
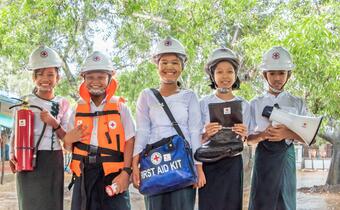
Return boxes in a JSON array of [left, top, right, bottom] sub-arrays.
[[40, 109, 59, 128], [9, 153, 17, 173], [204, 122, 222, 140], [112, 171, 130, 194], [267, 124, 294, 141], [193, 164, 206, 189], [63, 124, 89, 144], [132, 165, 141, 189], [232, 123, 248, 141]]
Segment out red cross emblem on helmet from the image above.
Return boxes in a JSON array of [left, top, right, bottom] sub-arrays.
[[164, 40, 172, 46], [40, 50, 48, 58], [93, 56, 101, 62], [151, 152, 162, 165], [272, 52, 280, 60]]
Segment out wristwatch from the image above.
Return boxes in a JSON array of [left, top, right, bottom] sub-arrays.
[[121, 167, 133, 175], [53, 122, 62, 131]]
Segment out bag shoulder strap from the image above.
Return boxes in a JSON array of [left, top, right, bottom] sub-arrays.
[[150, 88, 185, 139]]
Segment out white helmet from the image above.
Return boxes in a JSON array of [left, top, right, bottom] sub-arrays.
[[152, 37, 187, 64], [81, 51, 114, 75], [259, 46, 295, 71], [205, 47, 240, 76], [27, 45, 63, 70]]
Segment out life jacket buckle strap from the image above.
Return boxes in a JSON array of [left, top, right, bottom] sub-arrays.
[[88, 145, 98, 155], [88, 155, 97, 164]]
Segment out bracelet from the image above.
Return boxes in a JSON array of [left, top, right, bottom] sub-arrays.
[[53, 123, 62, 131], [120, 167, 133, 175]]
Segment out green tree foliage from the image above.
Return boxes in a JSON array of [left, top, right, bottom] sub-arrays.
[[0, 0, 339, 117]]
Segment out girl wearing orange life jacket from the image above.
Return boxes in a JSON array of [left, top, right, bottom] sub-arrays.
[[63, 51, 135, 210]]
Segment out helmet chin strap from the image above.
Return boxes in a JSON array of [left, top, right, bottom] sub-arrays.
[[217, 87, 231, 94], [160, 79, 177, 84], [264, 72, 290, 94], [268, 85, 284, 93], [37, 87, 53, 92]]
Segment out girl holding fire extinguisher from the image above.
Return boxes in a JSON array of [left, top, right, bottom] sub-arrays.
[[9, 45, 71, 210]]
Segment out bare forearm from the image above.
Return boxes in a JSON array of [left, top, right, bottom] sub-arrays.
[[132, 154, 140, 168], [247, 132, 266, 146], [50, 120, 66, 139], [10, 135, 15, 153], [123, 137, 135, 168], [289, 131, 304, 144]]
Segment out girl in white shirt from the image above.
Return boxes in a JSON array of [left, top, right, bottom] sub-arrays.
[[132, 37, 205, 210], [248, 47, 308, 210], [198, 48, 249, 210], [9, 46, 70, 210]]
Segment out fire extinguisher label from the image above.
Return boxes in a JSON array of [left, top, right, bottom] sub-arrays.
[[19, 119, 26, 126]]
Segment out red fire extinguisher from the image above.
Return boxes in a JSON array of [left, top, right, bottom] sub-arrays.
[[10, 101, 46, 172]]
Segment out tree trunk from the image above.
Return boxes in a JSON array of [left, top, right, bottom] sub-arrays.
[[61, 58, 77, 87], [318, 120, 340, 185], [326, 143, 340, 185]]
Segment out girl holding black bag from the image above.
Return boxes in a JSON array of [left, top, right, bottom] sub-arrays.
[[198, 48, 250, 210], [132, 37, 206, 210]]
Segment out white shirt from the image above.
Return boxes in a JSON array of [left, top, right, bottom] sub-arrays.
[[200, 94, 251, 134], [249, 91, 307, 143], [133, 89, 202, 161], [68, 98, 136, 146], [10, 94, 71, 150]]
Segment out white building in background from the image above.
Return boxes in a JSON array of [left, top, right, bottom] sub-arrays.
[[295, 143, 332, 171]]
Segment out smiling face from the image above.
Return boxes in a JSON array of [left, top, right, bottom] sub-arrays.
[[33, 67, 59, 92], [157, 54, 182, 84], [213, 61, 236, 89], [83, 71, 110, 96], [264, 70, 290, 91]]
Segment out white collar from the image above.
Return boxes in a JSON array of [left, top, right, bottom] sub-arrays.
[[263, 91, 288, 99], [90, 98, 107, 106]]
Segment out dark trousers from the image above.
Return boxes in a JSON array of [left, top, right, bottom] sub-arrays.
[[145, 186, 196, 210], [71, 163, 130, 210]]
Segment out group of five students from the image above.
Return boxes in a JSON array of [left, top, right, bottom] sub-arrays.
[[9, 36, 309, 210]]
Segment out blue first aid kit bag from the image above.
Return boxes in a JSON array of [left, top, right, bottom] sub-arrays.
[[139, 135, 197, 195], [139, 89, 197, 196]]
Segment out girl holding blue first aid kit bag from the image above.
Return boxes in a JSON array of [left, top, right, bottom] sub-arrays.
[[132, 37, 206, 210]]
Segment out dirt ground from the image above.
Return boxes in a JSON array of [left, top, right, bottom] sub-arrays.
[[0, 163, 339, 210]]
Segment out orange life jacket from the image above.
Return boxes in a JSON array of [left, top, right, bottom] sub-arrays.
[[70, 79, 126, 177]]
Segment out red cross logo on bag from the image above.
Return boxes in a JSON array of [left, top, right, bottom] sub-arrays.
[[151, 152, 162, 165]]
